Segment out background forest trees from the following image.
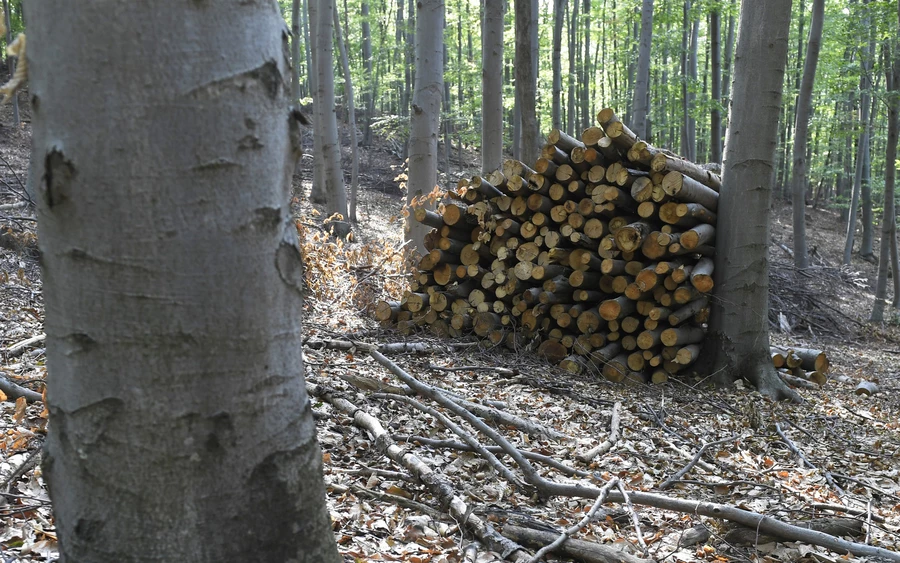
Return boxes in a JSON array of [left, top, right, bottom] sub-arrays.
[[276, 0, 898, 247]]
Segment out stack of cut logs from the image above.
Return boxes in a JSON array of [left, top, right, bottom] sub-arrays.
[[376, 108, 724, 384]]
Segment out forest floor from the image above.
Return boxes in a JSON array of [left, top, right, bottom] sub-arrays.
[[0, 92, 899, 563]]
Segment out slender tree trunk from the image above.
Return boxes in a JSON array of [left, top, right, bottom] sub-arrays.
[[515, 0, 540, 162], [707, 0, 799, 402], [292, 0, 301, 104], [334, 3, 359, 224], [25, 2, 341, 560], [687, 14, 698, 160], [567, 0, 578, 135], [481, 0, 504, 174], [581, 0, 591, 132], [873, 39, 900, 319], [791, 0, 825, 269], [2, 0, 18, 125], [442, 31, 452, 179], [361, 2, 373, 145], [316, 0, 349, 233], [870, 46, 900, 321], [680, 0, 695, 161], [709, 5, 721, 163], [631, 0, 653, 139], [307, 0, 328, 204], [860, 61, 877, 259], [722, 0, 736, 144], [552, 0, 565, 130], [407, 0, 443, 252], [301, 0, 312, 97], [844, 28, 874, 264]]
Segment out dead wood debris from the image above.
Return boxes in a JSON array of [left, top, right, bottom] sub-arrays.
[[768, 261, 867, 339], [311, 339, 900, 561]]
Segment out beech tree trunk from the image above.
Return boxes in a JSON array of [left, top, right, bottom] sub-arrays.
[[709, 6, 721, 163], [791, 0, 825, 269], [407, 0, 444, 252], [844, 18, 874, 265], [707, 0, 799, 402], [361, 1, 374, 145], [292, 0, 302, 103], [872, 40, 899, 320], [481, 0, 504, 174], [2, 0, 18, 126], [315, 0, 350, 234], [334, 2, 359, 223], [631, 0, 653, 140], [307, 0, 327, 204], [552, 0, 565, 130], [24, 1, 341, 560], [515, 0, 540, 162]]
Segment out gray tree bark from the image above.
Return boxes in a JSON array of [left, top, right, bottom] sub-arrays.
[[24, 1, 341, 560], [844, 20, 874, 264], [315, 0, 350, 234], [567, 0, 578, 135], [680, 1, 696, 161], [552, 0, 565, 130], [515, 0, 540, 162], [709, 6, 722, 163], [858, 0, 877, 259], [631, 0, 653, 140], [361, 2, 374, 145], [481, 0, 504, 174], [292, 0, 301, 104], [407, 0, 443, 252], [581, 0, 591, 132], [791, 0, 825, 269], [2, 0, 18, 126], [307, 0, 327, 204], [872, 39, 899, 320], [334, 2, 359, 224], [707, 0, 799, 402]]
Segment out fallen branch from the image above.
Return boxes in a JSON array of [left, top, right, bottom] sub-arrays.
[[363, 351, 900, 561], [304, 338, 477, 355], [447, 396, 569, 441], [576, 401, 621, 463], [658, 436, 737, 490], [307, 382, 531, 561], [429, 363, 519, 376], [809, 503, 885, 523], [504, 525, 650, 563], [0, 201, 28, 212], [1, 447, 42, 493], [373, 393, 528, 491], [393, 434, 590, 478], [0, 374, 42, 403], [775, 422, 845, 497], [615, 480, 648, 555], [526, 478, 620, 563], [2, 333, 45, 358]]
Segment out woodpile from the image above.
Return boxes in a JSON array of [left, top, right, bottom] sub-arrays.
[[377, 108, 725, 383]]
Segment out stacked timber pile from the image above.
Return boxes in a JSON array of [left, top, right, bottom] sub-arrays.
[[376, 108, 724, 384]]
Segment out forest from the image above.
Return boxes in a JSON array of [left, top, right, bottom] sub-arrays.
[[0, 0, 898, 562]]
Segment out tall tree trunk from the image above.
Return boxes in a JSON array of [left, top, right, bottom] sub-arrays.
[[709, 5, 721, 163], [844, 15, 874, 264], [631, 0, 653, 139], [361, 1, 374, 145], [860, 67, 877, 260], [407, 0, 443, 252], [316, 0, 349, 234], [334, 2, 359, 224], [791, 0, 825, 269], [722, 0, 736, 144], [873, 39, 900, 319], [781, 2, 805, 199], [481, 0, 504, 174], [307, 0, 327, 204], [24, 2, 341, 560], [292, 0, 301, 104], [567, 0, 578, 135], [442, 29, 452, 179], [581, 0, 591, 132], [552, 0, 565, 130], [2, 0, 19, 126], [680, 0, 695, 161], [707, 0, 799, 402], [515, 0, 540, 162]]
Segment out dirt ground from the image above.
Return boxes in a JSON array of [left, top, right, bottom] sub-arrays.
[[1, 91, 899, 562]]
